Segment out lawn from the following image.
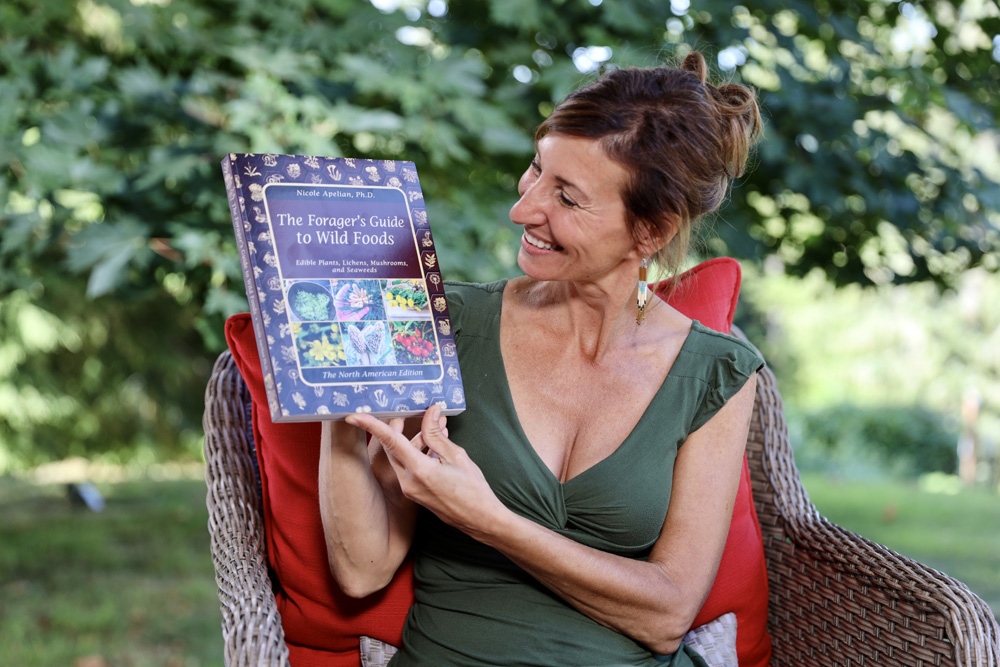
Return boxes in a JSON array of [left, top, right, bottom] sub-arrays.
[[1, 468, 996, 666], [0, 471, 223, 667], [802, 473, 1000, 619]]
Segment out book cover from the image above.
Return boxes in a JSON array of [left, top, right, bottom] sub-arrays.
[[222, 153, 465, 421]]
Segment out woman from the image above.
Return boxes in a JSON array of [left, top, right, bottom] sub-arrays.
[[319, 51, 764, 666]]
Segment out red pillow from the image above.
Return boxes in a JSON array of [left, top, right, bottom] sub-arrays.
[[657, 257, 772, 667], [225, 315, 414, 666], [225, 256, 770, 667]]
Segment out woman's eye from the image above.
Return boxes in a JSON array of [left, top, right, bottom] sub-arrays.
[[559, 192, 578, 208], [526, 157, 577, 207]]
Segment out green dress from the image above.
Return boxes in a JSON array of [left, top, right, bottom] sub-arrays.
[[388, 281, 764, 667]]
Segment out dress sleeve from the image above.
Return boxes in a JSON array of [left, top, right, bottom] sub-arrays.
[[444, 282, 465, 335], [688, 337, 765, 434], [443, 280, 506, 343]]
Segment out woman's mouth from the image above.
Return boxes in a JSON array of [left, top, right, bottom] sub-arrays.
[[523, 231, 562, 251]]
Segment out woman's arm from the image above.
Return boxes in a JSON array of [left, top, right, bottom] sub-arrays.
[[317, 418, 420, 598], [350, 373, 756, 654]]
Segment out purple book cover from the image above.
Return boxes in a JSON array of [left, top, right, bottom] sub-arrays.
[[222, 153, 465, 421]]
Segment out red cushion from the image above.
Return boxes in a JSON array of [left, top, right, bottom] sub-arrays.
[[225, 256, 770, 667], [225, 315, 414, 665], [657, 257, 772, 667], [655, 256, 742, 333]]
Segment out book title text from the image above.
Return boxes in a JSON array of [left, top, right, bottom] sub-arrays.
[[274, 212, 408, 246]]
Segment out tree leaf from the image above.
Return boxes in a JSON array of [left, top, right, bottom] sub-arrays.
[[65, 219, 150, 298]]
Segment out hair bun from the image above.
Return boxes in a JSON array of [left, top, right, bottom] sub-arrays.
[[680, 52, 708, 83]]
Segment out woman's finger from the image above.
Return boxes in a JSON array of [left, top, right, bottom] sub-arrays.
[[345, 413, 415, 463], [419, 405, 461, 461], [387, 416, 406, 434]]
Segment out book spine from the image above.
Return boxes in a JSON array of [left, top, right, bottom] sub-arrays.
[[221, 154, 280, 418]]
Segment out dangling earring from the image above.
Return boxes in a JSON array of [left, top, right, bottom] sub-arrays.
[[636, 257, 649, 325]]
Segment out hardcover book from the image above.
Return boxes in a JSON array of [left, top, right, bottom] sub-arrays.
[[222, 153, 465, 421]]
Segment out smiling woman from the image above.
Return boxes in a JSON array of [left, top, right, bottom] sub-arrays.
[[319, 52, 767, 667]]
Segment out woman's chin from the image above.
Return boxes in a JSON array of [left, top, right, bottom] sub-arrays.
[[516, 250, 560, 280]]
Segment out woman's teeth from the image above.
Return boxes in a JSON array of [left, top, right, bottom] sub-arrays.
[[524, 231, 560, 250]]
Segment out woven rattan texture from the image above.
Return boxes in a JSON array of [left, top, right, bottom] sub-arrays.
[[204, 343, 999, 667], [204, 352, 291, 666], [359, 636, 399, 667], [741, 342, 999, 667], [682, 612, 739, 666]]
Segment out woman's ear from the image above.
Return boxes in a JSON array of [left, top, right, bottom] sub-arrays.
[[635, 218, 675, 257], [640, 235, 665, 257]]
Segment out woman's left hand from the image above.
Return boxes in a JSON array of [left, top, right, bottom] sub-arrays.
[[346, 406, 509, 540]]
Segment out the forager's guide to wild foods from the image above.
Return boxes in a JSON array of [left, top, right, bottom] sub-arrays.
[[222, 153, 465, 421]]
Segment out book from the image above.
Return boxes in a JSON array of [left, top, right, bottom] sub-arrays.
[[222, 153, 465, 421]]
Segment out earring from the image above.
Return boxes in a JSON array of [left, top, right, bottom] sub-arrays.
[[636, 257, 649, 325]]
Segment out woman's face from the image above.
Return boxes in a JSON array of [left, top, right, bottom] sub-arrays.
[[510, 133, 641, 285]]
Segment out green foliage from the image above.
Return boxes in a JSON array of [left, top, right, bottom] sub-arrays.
[[736, 265, 1000, 476], [796, 403, 958, 477], [728, 0, 1000, 287], [0, 280, 209, 470], [1, 0, 998, 466]]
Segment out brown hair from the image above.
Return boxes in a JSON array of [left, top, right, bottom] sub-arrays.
[[535, 52, 763, 288]]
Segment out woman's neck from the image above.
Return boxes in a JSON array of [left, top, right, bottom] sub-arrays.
[[509, 272, 648, 363]]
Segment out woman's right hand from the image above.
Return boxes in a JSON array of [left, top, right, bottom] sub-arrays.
[[347, 406, 511, 544]]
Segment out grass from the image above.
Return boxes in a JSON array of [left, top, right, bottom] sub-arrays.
[[0, 470, 223, 667], [802, 473, 1000, 619], [1, 466, 996, 666]]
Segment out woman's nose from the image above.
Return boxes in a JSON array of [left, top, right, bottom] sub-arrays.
[[510, 183, 541, 227]]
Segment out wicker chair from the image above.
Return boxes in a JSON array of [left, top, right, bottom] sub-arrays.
[[203, 344, 1000, 666]]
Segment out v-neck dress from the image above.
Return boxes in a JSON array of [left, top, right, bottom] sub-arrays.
[[387, 280, 765, 667]]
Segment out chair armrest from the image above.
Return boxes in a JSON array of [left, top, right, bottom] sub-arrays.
[[746, 360, 999, 667], [203, 350, 290, 667], [771, 507, 998, 666]]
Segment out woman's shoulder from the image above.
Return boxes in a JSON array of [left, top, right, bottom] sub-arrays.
[[444, 279, 507, 299], [689, 321, 762, 358], [680, 321, 766, 381], [443, 279, 508, 331], [444, 279, 507, 312], [675, 322, 764, 433]]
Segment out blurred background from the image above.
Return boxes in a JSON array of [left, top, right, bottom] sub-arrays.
[[1, 0, 998, 664]]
